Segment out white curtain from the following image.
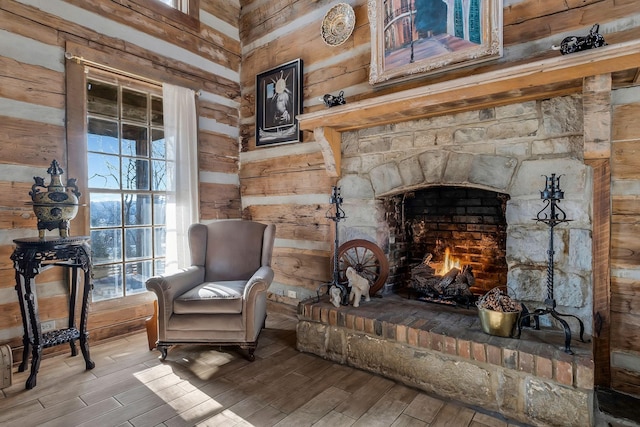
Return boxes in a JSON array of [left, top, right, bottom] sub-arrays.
[[163, 83, 199, 271]]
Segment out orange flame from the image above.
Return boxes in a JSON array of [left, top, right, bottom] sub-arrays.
[[435, 248, 461, 276]]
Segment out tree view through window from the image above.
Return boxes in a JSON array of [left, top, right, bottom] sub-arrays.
[[86, 78, 168, 301]]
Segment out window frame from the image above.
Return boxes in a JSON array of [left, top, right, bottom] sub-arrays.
[[66, 57, 167, 309], [129, 0, 199, 29], [85, 69, 168, 302]]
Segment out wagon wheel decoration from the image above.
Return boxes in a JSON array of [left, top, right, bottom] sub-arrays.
[[336, 239, 389, 296]]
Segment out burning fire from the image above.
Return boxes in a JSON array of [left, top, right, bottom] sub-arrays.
[[435, 248, 461, 276]]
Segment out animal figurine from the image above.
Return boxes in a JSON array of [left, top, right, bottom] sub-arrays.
[[329, 285, 342, 308], [552, 24, 607, 55], [346, 266, 370, 308], [321, 90, 346, 108]]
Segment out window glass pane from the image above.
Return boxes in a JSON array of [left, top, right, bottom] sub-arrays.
[[152, 160, 167, 191], [125, 261, 153, 295], [88, 153, 120, 189], [124, 194, 152, 226], [154, 226, 166, 258], [155, 259, 166, 276], [151, 96, 163, 126], [87, 118, 119, 154], [86, 69, 165, 301], [125, 227, 152, 260], [122, 124, 148, 157], [151, 129, 165, 159], [157, 0, 178, 8], [153, 195, 166, 225], [87, 80, 118, 116], [91, 229, 123, 264], [92, 264, 123, 302], [121, 158, 149, 190], [90, 193, 122, 227], [122, 88, 148, 122]]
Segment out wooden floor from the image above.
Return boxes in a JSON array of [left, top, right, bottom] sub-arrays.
[[0, 312, 528, 427]]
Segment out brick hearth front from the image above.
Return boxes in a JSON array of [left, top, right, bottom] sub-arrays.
[[296, 293, 593, 427]]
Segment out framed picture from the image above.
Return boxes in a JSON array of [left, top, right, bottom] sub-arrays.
[[255, 59, 303, 147], [368, 0, 503, 85]]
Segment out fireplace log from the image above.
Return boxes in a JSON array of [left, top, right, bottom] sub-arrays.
[[409, 263, 474, 300], [436, 267, 460, 292]]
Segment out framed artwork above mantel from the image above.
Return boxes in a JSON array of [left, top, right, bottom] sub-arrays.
[[368, 0, 503, 85], [255, 59, 303, 147]]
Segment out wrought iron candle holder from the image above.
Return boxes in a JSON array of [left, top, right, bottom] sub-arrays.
[[316, 186, 349, 305], [517, 174, 588, 354]]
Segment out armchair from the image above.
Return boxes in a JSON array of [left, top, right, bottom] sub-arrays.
[[146, 220, 276, 361]]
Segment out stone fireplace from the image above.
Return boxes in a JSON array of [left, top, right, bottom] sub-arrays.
[[336, 95, 594, 335], [296, 95, 596, 427]]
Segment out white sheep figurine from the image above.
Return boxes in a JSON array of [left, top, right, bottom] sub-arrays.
[[346, 266, 370, 307]]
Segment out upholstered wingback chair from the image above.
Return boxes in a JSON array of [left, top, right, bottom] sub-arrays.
[[146, 220, 276, 361]]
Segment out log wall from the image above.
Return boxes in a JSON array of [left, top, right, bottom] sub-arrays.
[[611, 87, 640, 395], [0, 0, 242, 357]]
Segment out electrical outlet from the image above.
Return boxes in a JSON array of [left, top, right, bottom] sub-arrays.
[[41, 321, 55, 332], [287, 290, 297, 299]]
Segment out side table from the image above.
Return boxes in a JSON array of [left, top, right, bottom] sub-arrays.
[[11, 236, 95, 389]]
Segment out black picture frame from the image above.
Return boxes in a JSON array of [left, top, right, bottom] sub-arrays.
[[255, 59, 303, 147]]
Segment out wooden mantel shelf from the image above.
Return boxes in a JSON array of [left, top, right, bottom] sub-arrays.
[[298, 40, 640, 177]]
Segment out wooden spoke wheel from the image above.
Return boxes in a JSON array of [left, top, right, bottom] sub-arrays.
[[336, 239, 389, 296]]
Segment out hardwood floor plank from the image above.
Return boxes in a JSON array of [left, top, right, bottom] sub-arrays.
[[471, 411, 509, 427], [241, 404, 287, 426], [352, 396, 408, 427], [335, 375, 395, 419], [390, 414, 428, 427], [74, 393, 167, 427], [38, 397, 123, 427], [431, 402, 476, 426], [333, 367, 375, 393], [5, 396, 86, 427], [383, 383, 421, 405], [224, 395, 268, 419], [295, 386, 350, 415], [269, 361, 352, 414], [163, 398, 224, 427], [244, 372, 312, 404], [40, 363, 152, 407], [313, 410, 357, 427], [402, 392, 445, 424]]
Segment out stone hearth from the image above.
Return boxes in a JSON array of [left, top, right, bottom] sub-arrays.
[[297, 294, 593, 426]]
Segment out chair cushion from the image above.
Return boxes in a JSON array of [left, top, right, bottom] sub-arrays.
[[173, 280, 246, 314]]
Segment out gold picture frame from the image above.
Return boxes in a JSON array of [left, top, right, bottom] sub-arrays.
[[368, 0, 503, 85]]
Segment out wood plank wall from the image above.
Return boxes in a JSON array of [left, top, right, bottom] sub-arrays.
[[0, 0, 242, 357], [238, 0, 640, 391], [611, 87, 640, 395]]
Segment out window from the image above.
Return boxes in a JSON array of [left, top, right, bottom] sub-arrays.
[[86, 72, 169, 302], [156, 0, 188, 14], [130, 0, 199, 28]]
